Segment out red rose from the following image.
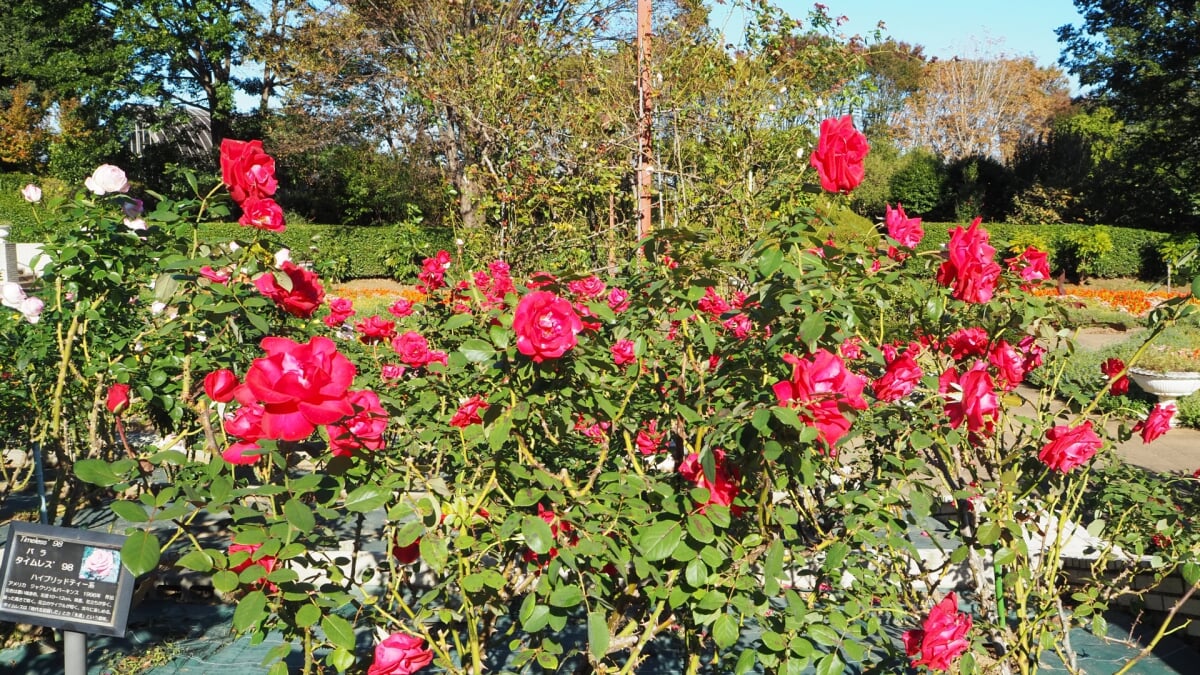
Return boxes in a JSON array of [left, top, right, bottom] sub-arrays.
[[228, 542, 278, 591], [106, 383, 131, 414], [607, 287, 630, 313], [939, 363, 999, 435], [885, 203, 924, 248], [199, 266, 230, 284], [636, 420, 665, 455], [698, 287, 731, 318], [449, 395, 489, 428], [772, 349, 868, 449], [356, 316, 397, 345], [237, 197, 286, 233], [512, 291, 583, 362], [611, 339, 637, 366], [1006, 246, 1051, 282], [393, 331, 448, 368], [417, 250, 451, 292], [567, 275, 606, 300], [1134, 403, 1176, 444], [1038, 420, 1102, 472], [204, 368, 240, 403], [327, 389, 388, 456], [367, 633, 433, 675], [1101, 358, 1130, 396], [220, 139, 278, 204], [222, 441, 263, 465], [678, 449, 739, 511], [224, 403, 265, 441], [809, 115, 869, 194], [903, 593, 972, 671], [988, 340, 1026, 391], [944, 327, 990, 361], [392, 538, 421, 565], [873, 353, 922, 403], [255, 262, 325, 318], [936, 217, 1001, 304], [387, 298, 414, 318], [1019, 335, 1047, 373], [242, 336, 357, 441]]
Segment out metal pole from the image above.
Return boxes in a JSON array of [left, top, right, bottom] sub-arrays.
[[636, 0, 654, 240], [64, 630, 87, 675], [33, 441, 48, 525]]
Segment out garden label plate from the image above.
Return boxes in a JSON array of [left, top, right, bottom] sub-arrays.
[[0, 522, 135, 637]]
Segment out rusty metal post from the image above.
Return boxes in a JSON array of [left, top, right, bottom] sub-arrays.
[[636, 0, 653, 240]]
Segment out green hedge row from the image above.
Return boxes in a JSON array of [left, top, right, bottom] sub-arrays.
[[917, 222, 1172, 279], [196, 222, 455, 280]]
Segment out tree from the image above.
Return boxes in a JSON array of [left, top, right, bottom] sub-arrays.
[[1058, 0, 1200, 228], [892, 55, 1071, 163], [859, 40, 926, 139]]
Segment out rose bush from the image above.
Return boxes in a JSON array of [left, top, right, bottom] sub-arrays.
[[4, 127, 1198, 675]]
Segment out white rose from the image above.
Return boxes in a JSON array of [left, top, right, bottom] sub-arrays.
[[21, 184, 42, 203], [150, 302, 166, 314], [274, 248, 291, 266], [124, 218, 147, 231], [84, 164, 130, 196], [2, 282, 26, 308], [19, 296, 43, 324]]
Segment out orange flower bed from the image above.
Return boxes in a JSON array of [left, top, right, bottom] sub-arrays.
[[1029, 286, 1191, 316], [330, 283, 426, 312]]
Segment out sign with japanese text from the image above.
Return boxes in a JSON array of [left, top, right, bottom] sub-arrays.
[[0, 522, 134, 637]]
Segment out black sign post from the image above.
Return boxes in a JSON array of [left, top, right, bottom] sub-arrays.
[[0, 522, 135, 675]]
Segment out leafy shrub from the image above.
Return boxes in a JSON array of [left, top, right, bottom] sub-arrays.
[[1062, 226, 1114, 279], [888, 149, 946, 216]]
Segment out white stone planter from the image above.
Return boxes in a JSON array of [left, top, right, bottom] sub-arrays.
[[1128, 368, 1200, 426]]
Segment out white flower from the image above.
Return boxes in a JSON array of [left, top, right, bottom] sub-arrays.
[[274, 248, 291, 266], [229, 241, 241, 252], [19, 296, 43, 324], [124, 218, 147, 232], [2, 282, 26, 308], [195, 331, 207, 343], [84, 164, 130, 196], [21, 184, 42, 203], [150, 302, 166, 315]]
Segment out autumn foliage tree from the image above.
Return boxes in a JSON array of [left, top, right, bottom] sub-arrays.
[[0, 82, 49, 171]]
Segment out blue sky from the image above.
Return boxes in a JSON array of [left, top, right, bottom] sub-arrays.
[[709, 0, 1087, 89]]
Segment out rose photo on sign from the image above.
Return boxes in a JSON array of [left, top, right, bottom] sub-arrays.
[[80, 547, 121, 583]]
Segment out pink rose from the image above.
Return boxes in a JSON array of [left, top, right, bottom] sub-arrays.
[[936, 218, 1001, 304], [1134, 403, 1176, 444], [678, 448, 739, 511], [238, 197, 286, 233], [417, 250, 451, 292], [772, 349, 868, 450], [939, 363, 999, 435], [698, 287, 731, 319], [809, 115, 869, 194], [241, 336, 357, 441], [873, 353, 922, 403], [204, 368, 240, 403], [255, 262, 325, 318], [199, 266, 231, 284], [988, 340, 1026, 391], [356, 316, 397, 345], [224, 403, 265, 442], [1006, 246, 1051, 282], [1038, 420, 1102, 472], [903, 593, 972, 671], [885, 203, 924, 248], [85, 164, 130, 195], [636, 420, 665, 455], [220, 139, 278, 204], [393, 331, 448, 368], [449, 395, 489, 428], [388, 298, 414, 318], [567, 275, 606, 300], [512, 291, 583, 362], [21, 184, 41, 203], [106, 383, 131, 414], [607, 287, 630, 313], [327, 390, 388, 456], [381, 364, 405, 380], [222, 441, 263, 465], [611, 339, 636, 366]]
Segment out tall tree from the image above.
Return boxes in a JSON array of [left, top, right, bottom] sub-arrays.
[[892, 55, 1071, 163], [1058, 0, 1200, 228]]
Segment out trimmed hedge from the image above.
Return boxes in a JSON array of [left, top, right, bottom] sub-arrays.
[[917, 222, 1172, 279], [196, 222, 455, 280]]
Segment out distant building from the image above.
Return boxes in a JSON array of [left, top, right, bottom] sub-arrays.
[[129, 105, 212, 161]]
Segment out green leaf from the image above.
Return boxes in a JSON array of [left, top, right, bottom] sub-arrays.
[[549, 583, 582, 608], [420, 536, 449, 573], [523, 515, 555, 555], [687, 513, 715, 543], [110, 500, 149, 523], [712, 614, 739, 649], [322, 614, 356, 652], [343, 485, 390, 513], [75, 459, 123, 487], [807, 623, 840, 647], [327, 648, 355, 673], [521, 604, 551, 632], [685, 558, 708, 587], [232, 590, 267, 632], [1183, 562, 1200, 587], [176, 550, 214, 572], [295, 603, 321, 628], [909, 490, 932, 522], [283, 499, 315, 533], [588, 611, 609, 661], [798, 313, 826, 348], [443, 314, 474, 330], [763, 539, 784, 596], [814, 652, 844, 675], [637, 520, 683, 561], [460, 338, 495, 362], [245, 311, 270, 334], [212, 570, 239, 592], [121, 531, 161, 576], [824, 542, 849, 571], [759, 247, 783, 276], [976, 522, 1001, 546]]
